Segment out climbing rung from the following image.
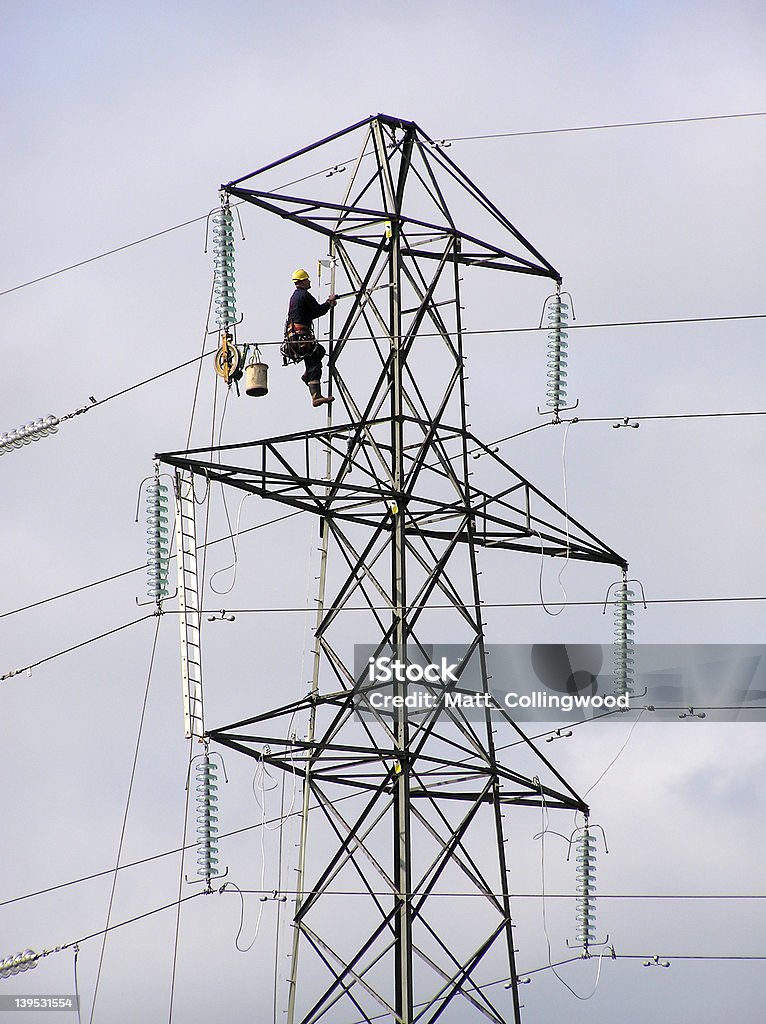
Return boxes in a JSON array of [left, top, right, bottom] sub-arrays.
[[175, 469, 205, 740]]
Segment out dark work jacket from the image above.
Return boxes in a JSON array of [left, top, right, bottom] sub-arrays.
[[288, 288, 332, 326]]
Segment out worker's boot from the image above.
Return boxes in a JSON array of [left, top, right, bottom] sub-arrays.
[[307, 380, 334, 407]]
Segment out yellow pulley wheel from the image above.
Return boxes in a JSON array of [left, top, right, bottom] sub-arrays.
[[214, 341, 241, 383]]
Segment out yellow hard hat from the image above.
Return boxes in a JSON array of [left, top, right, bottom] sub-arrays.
[[292, 268, 310, 281]]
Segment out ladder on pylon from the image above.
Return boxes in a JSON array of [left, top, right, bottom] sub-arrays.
[[175, 468, 205, 739]]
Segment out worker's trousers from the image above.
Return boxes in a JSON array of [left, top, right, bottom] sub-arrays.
[[302, 343, 327, 384]]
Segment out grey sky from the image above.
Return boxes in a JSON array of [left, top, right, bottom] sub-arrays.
[[1, 2, 765, 1021]]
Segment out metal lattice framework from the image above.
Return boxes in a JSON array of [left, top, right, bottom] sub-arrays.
[[158, 114, 626, 1024]]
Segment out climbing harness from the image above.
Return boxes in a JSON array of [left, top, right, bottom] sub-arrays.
[[281, 321, 318, 366]]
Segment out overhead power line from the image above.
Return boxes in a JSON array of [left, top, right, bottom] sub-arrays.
[[572, 411, 766, 424], [220, 888, 766, 901], [345, 944, 766, 1024], [1, 682, 759, 915], [0, 215, 210, 298], [3, 583, 763, 628], [1, 782, 373, 913], [0, 510, 302, 622], [2, 386, 762, 625], [0, 566, 143, 620], [39, 891, 207, 961], [90, 348, 216, 407], [610, 952, 766, 962], [1, 531, 762, 628], [190, 595, 766, 615], [488, 409, 766, 447], [1, 314, 762, 447], [26, 895, 766, 1024], [445, 110, 766, 142], [0, 703, 609, 914], [89, 616, 162, 1024], [31, 901, 766, 997], [6, 792, 766, 911], [245, 312, 766, 347], [2, 108, 762, 300], [0, 158, 358, 299], [0, 613, 155, 681]]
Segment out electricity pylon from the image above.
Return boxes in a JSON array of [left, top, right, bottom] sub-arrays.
[[159, 114, 626, 1024]]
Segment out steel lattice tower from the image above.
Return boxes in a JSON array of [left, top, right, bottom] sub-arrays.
[[159, 114, 625, 1024]]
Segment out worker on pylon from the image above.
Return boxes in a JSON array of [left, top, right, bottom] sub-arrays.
[[281, 268, 336, 407]]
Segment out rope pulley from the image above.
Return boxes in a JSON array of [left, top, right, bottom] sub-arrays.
[[214, 332, 243, 385]]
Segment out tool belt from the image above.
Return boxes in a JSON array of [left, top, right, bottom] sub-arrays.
[[281, 321, 317, 365]]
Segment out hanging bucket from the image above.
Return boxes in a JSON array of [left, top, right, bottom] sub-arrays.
[[245, 361, 269, 397]]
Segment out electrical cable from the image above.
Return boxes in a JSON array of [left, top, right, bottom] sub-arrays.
[[253, 734, 299, 832], [209, 492, 255, 595], [478, 409, 766, 454], [606, 953, 766, 961], [535, 528, 565, 617], [0, 313, 755, 472], [444, 110, 766, 142], [535, 419, 574, 616], [3, 581, 764, 626], [503, 708, 628, 750], [341, 947, 766, 1024], [218, 888, 766, 900], [167, 740, 195, 1024], [196, 373, 219, 628], [341, 957, 588, 1024], [94, 349, 217, 412], [271, 743, 298, 1024], [207, 384, 251, 596], [0, 510, 302, 622], [41, 892, 207, 960], [185, 277, 217, 451], [222, 880, 264, 953], [0, 159, 350, 300], [0, 613, 156, 681], [567, 410, 766, 424], [5, 765, 766, 913], [185, 594, 766, 614], [0, 215, 211, 298], [230, 720, 300, 955], [88, 614, 162, 1024], [2, 769, 356, 917], [198, 311, 766, 348], [242, 756, 275, 950], [9, 581, 756, 690], [3, 108, 763, 300], [0, 566, 143, 621], [4, 387, 761, 627], [0, 316, 760, 451], [583, 708, 648, 798], [73, 946, 82, 1024], [0, 809, 312, 912]]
